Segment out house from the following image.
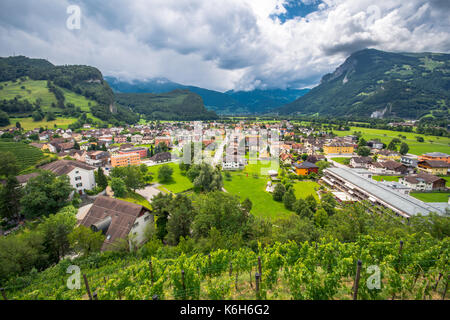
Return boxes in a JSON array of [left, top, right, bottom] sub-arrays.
[[367, 140, 384, 150], [323, 143, 354, 155], [15, 172, 39, 186], [142, 136, 153, 145], [119, 147, 148, 159], [306, 155, 326, 163], [155, 136, 171, 147], [280, 153, 293, 165], [369, 160, 408, 175], [418, 160, 450, 176], [79, 196, 153, 251], [40, 160, 97, 195], [222, 156, 246, 171], [377, 150, 401, 161], [399, 173, 447, 191], [401, 155, 419, 168], [350, 157, 373, 168], [293, 161, 319, 176], [114, 136, 128, 144], [86, 151, 110, 167], [149, 152, 171, 163], [419, 152, 450, 164], [111, 152, 141, 168], [131, 135, 143, 144]]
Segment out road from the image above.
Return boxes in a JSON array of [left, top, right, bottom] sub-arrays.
[[212, 136, 227, 166]]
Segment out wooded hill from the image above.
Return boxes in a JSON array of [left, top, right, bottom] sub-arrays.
[[277, 49, 450, 120]]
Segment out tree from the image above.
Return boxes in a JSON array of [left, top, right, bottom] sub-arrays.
[[357, 146, 371, 156], [38, 206, 77, 262], [305, 195, 317, 212], [320, 193, 337, 216], [20, 171, 73, 218], [110, 177, 127, 198], [283, 189, 296, 211], [399, 142, 409, 155], [191, 163, 223, 192], [15, 121, 21, 130], [46, 112, 56, 121], [0, 176, 23, 221], [242, 198, 253, 213], [273, 183, 286, 202], [0, 111, 10, 126], [151, 192, 173, 241], [68, 225, 105, 256], [0, 152, 19, 177], [358, 138, 367, 148], [314, 208, 329, 227], [96, 167, 108, 190], [158, 164, 174, 183], [73, 140, 80, 150], [387, 140, 397, 151], [166, 195, 195, 245], [293, 198, 314, 219]]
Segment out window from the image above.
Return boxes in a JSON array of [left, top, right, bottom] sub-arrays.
[[75, 176, 82, 181], [132, 222, 139, 229], [76, 183, 83, 188], [144, 215, 151, 222]]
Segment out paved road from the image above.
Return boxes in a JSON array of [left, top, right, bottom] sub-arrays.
[[212, 137, 227, 166]]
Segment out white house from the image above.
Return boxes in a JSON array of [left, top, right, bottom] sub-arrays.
[[40, 160, 97, 195]]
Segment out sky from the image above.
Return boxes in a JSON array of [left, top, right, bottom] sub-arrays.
[[1, 0, 449, 92]]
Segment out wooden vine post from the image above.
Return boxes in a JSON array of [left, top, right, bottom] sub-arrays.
[[0, 288, 7, 300], [181, 270, 186, 300], [258, 256, 262, 281], [93, 291, 98, 300], [353, 260, 362, 300], [149, 259, 154, 286], [83, 274, 92, 300], [255, 273, 261, 299]]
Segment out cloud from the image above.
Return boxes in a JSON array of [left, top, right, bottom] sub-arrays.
[[0, 0, 449, 92]]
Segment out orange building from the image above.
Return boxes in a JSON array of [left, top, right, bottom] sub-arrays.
[[111, 153, 141, 167], [419, 152, 450, 164], [323, 143, 354, 155], [293, 161, 319, 176]]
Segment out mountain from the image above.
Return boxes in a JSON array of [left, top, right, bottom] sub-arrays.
[[115, 90, 218, 121], [226, 88, 309, 114], [277, 49, 450, 119], [0, 56, 138, 126], [105, 76, 309, 114]]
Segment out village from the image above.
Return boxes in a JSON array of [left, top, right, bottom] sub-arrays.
[[1, 119, 449, 249]]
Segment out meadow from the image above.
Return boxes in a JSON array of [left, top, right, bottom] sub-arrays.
[[146, 162, 193, 194], [334, 126, 450, 155], [410, 192, 450, 203], [223, 173, 293, 220], [4, 117, 78, 130]]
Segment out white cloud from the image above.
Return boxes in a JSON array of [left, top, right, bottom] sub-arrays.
[[0, 0, 449, 92]]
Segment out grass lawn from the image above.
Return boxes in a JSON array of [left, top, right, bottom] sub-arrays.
[[223, 173, 293, 220], [410, 192, 450, 203], [242, 160, 280, 176], [117, 191, 152, 210], [442, 176, 450, 188], [372, 176, 401, 182], [292, 181, 320, 200], [3, 117, 78, 130], [334, 126, 450, 155], [146, 162, 193, 194], [331, 157, 351, 165]]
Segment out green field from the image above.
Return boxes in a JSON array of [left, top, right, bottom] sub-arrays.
[[292, 181, 320, 200], [334, 126, 450, 155], [223, 173, 293, 220], [410, 192, 450, 203], [146, 162, 193, 194], [0, 142, 46, 174], [117, 191, 152, 210], [372, 176, 401, 182], [3, 117, 78, 130], [0, 78, 102, 122], [331, 157, 351, 165]]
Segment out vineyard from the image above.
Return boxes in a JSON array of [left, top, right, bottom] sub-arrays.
[[2, 235, 448, 300], [0, 142, 46, 174]]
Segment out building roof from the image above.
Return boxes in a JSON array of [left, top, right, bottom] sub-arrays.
[[294, 161, 318, 169], [15, 172, 39, 184], [80, 196, 150, 250], [324, 167, 448, 217], [150, 152, 171, 162], [419, 160, 450, 168], [402, 172, 446, 184], [422, 152, 449, 158], [40, 160, 96, 175], [351, 156, 373, 164]]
